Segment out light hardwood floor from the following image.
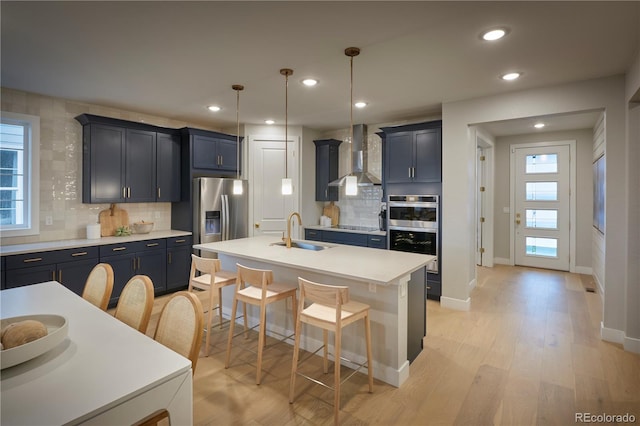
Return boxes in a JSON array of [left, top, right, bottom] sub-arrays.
[[136, 265, 640, 425]]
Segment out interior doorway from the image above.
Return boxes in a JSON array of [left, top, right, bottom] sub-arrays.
[[475, 128, 494, 267]]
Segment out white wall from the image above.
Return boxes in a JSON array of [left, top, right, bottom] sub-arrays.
[[442, 76, 628, 340]]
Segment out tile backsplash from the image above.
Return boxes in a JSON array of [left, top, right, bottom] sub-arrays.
[[332, 186, 383, 229], [0, 88, 218, 246]]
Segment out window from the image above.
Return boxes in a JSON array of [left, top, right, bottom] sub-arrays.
[[0, 112, 39, 237]]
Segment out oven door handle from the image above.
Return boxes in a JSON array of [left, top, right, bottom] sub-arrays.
[[389, 202, 438, 208]]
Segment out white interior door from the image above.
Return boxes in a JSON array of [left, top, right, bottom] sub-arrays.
[[513, 144, 571, 270], [250, 137, 298, 237]]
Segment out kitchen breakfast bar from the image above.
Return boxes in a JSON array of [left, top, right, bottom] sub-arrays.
[[195, 235, 434, 387]]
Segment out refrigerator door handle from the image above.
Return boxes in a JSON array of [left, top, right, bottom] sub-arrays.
[[222, 194, 230, 240]]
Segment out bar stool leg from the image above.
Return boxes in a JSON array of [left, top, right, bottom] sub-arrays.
[[334, 326, 342, 425], [365, 313, 373, 392], [225, 296, 239, 368], [204, 286, 215, 356], [289, 312, 302, 403], [323, 330, 329, 374], [256, 302, 267, 384], [217, 287, 224, 329]]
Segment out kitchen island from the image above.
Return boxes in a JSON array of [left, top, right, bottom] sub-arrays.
[[195, 235, 434, 387]]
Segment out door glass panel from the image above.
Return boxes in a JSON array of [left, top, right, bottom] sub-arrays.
[[525, 237, 557, 257], [526, 154, 558, 174], [525, 182, 557, 201], [525, 209, 558, 229]]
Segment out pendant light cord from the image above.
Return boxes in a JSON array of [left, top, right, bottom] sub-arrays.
[[280, 69, 293, 181], [349, 52, 354, 177], [232, 84, 244, 180]]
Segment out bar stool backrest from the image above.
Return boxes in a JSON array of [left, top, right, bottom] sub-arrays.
[[236, 263, 274, 295], [190, 255, 220, 285]]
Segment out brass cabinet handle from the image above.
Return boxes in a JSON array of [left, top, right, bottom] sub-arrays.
[[175, 239, 186, 243], [427, 286, 432, 290], [146, 243, 159, 247], [52, 271, 56, 280], [128, 187, 131, 198], [168, 252, 172, 264], [112, 247, 127, 252], [123, 187, 126, 198], [23, 257, 43, 263], [58, 270, 62, 282], [370, 238, 381, 242], [157, 187, 161, 199], [71, 251, 88, 257]]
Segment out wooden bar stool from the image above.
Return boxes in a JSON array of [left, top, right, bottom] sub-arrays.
[[289, 277, 373, 425], [225, 263, 297, 385], [188, 254, 237, 356]]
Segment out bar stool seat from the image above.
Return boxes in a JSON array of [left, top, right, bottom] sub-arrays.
[[188, 254, 237, 356], [225, 263, 297, 385], [289, 277, 373, 425]]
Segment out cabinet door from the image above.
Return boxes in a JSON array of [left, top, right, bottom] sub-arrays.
[[58, 258, 100, 296], [156, 132, 181, 202], [315, 143, 340, 201], [216, 139, 238, 171], [87, 124, 126, 203], [386, 132, 414, 183], [125, 129, 157, 202], [102, 253, 136, 306], [137, 249, 166, 293], [166, 246, 191, 291], [192, 135, 219, 170], [305, 229, 323, 241], [367, 235, 387, 249], [5, 264, 56, 289], [414, 129, 441, 183], [322, 231, 367, 246]]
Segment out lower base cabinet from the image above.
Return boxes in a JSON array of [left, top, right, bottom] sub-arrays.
[[304, 229, 387, 249], [2, 236, 192, 308], [166, 236, 192, 291]]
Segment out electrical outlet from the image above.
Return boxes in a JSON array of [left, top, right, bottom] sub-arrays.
[[45, 215, 53, 226], [368, 282, 376, 293]]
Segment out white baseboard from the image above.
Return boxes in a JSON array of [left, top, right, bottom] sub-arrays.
[[440, 296, 470, 311], [593, 274, 605, 295], [574, 266, 593, 275], [624, 336, 640, 354], [468, 278, 476, 291], [601, 322, 625, 344], [494, 257, 511, 265]]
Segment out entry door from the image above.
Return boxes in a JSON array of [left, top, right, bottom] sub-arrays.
[[250, 137, 298, 237], [514, 145, 570, 270]]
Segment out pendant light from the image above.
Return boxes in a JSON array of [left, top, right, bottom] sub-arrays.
[[345, 47, 360, 196], [232, 84, 244, 195], [280, 68, 293, 195]]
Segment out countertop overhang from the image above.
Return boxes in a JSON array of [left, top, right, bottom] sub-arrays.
[[195, 235, 432, 286]]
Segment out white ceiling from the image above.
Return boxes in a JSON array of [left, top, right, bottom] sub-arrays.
[[1, 1, 638, 134]]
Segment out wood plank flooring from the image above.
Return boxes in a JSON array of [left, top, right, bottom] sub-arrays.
[[133, 265, 640, 425]]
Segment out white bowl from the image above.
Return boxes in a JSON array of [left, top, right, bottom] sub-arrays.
[[132, 221, 154, 234], [1, 314, 69, 369]]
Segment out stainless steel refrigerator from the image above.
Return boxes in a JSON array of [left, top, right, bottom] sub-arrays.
[[192, 178, 248, 255]]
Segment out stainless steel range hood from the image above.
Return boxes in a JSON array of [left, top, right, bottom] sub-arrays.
[[328, 124, 381, 187]]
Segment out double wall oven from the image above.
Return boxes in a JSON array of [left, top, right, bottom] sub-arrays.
[[387, 195, 439, 273]]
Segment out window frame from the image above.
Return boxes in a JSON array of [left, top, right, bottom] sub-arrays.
[[0, 111, 39, 237]]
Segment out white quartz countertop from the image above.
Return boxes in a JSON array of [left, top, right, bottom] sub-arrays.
[[195, 235, 433, 286], [0, 230, 192, 256]]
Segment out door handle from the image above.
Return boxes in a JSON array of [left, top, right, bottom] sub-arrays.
[[255, 223, 260, 229]]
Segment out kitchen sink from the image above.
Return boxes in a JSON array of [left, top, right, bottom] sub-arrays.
[[271, 241, 331, 251]]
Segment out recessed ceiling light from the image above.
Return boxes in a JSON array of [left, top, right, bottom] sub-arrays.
[[534, 123, 545, 129], [482, 28, 507, 41], [354, 101, 367, 108], [207, 105, 221, 112], [501, 72, 521, 81], [302, 78, 318, 87], [265, 119, 275, 125]]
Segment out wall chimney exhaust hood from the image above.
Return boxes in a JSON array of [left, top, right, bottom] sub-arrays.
[[329, 124, 381, 187]]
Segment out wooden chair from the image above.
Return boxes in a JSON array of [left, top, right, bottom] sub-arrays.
[[82, 263, 114, 311], [289, 277, 373, 425], [187, 254, 237, 356], [113, 275, 154, 333], [225, 263, 297, 385], [154, 291, 204, 374]]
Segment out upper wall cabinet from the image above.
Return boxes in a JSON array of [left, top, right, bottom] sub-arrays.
[[182, 128, 240, 175], [76, 114, 181, 204], [379, 120, 442, 184], [314, 139, 341, 201]]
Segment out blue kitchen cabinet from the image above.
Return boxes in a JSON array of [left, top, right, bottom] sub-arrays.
[[367, 235, 387, 249], [380, 120, 442, 184], [304, 229, 323, 241], [166, 236, 192, 291], [125, 128, 157, 202], [305, 228, 386, 249], [4, 247, 99, 296], [156, 132, 181, 202], [314, 139, 341, 201], [184, 128, 240, 175]]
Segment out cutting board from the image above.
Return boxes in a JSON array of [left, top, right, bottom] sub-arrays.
[[323, 201, 340, 226], [99, 204, 129, 237]]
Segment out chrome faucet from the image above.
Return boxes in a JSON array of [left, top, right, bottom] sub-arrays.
[[283, 212, 302, 248]]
